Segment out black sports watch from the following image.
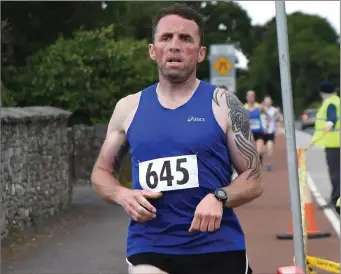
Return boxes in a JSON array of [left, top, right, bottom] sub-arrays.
[[214, 188, 228, 206]]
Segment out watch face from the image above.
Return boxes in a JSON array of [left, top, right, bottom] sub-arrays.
[[216, 189, 227, 199]]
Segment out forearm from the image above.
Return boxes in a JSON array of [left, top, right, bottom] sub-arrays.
[[223, 170, 263, 208], [91, 167, 127, 204]]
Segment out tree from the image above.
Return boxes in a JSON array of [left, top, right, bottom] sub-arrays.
[[1, 1, 112, 67], [3, 25, 158, 125], [237, 12, 340, 114], [1, 1, 255, 82], [179, 1, 253, 80]]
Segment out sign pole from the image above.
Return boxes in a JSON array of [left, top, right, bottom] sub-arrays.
[[274, 1, 306, 272]]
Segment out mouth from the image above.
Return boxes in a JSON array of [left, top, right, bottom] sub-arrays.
[[166, 57, 183, 64]]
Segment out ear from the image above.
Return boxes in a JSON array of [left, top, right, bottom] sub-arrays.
[[149, 44, 156, 61], [197, 46, 207, 64]]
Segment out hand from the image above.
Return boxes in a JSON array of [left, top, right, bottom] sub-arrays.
[[189, 193, 223, 233], [324, 124, 332, 132], [117, 188, 162, 223]]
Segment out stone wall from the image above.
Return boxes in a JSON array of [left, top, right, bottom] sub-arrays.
[[70, 124, 108, 185], [69, 124, 132, 187], [1, 108, 132, 239], [1, 107, 72, 238]]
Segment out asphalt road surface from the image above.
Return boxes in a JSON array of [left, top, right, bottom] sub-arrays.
[[294, 121, 314, 136]]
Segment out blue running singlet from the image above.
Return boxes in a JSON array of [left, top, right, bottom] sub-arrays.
[[126, 81, 246, 257], [245, 104, 264, 133]]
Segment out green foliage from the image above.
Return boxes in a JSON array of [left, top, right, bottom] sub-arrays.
[[4, 25, 158, 125], [194, 1, 254, 79], [307, 101, 321, 109], [2, 2, 340, 120], [237, 12, 340, 115], [2, 1, 255, 83], [1, 82, 17, 107], [1, 1, 111, 66]]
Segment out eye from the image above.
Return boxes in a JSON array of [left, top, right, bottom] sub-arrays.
[[160, 34, 172, 42], [180, 35, 193, 43]]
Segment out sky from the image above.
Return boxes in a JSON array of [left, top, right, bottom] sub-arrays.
[[233, 1, 340, 68]]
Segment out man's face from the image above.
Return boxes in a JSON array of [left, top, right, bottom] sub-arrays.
[[149, 15, 206, 83], [247, 91, 255, 103], [264, 97, 272, 107]]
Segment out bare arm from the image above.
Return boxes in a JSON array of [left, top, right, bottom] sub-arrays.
[[91, 95, 162, 222], [213, 89, 263, 208], [259, 104, 268, 115], [276, 109, 283, 122], [91, 97, 130, 204]]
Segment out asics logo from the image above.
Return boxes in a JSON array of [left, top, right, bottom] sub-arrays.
[[187, 116, 205, 122]]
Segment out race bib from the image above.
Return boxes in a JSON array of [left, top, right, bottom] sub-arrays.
[[138, 155, 199, 192], [250, 119, 261, 130]]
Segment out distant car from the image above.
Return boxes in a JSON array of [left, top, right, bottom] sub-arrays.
[[300, 109, 318, 130]]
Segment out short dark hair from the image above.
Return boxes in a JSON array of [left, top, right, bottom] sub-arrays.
[[152, 3, 205, 45]]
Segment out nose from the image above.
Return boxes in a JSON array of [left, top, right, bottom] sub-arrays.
[[169, 36, 181, 53]]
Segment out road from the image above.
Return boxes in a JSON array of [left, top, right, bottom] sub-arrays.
[[1, 127, 339, 274], [2, 187, 130, 274]]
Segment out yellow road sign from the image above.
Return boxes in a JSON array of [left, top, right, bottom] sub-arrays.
[[213, 56, 233, 76]]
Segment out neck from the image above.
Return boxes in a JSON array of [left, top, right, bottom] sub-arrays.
[[322, 93, 335, 100], [157, 73, 199, 98]]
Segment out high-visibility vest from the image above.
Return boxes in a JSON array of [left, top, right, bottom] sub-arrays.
[[312, 94, 340, 148]]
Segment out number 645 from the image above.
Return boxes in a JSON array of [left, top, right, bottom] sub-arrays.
[[145, 158, 190, 189]]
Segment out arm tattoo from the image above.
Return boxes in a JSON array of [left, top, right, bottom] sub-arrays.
[[112, 141, 130, 177], [213, 89, 260, 180]]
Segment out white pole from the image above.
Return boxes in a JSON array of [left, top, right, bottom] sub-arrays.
[[274, 1, 306, 272]]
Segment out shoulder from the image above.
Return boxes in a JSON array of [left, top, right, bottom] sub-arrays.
[[212, 88, 248, 124], [269, 106, 276, 113], [114, 92, 141, 115], [200, 80, 217, 89], [107, 92, 142, 134], [326, 103, 337, 111], [213, 87, 244, 108], [118, 82, 157, 109]]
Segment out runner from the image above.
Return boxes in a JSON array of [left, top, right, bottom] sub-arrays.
[[262, 95, 279, 171], [91, 3, 263, 274], [244, 90, 268, 166]]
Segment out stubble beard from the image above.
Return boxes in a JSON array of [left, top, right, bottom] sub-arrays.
[[158, 64, 196, 84]]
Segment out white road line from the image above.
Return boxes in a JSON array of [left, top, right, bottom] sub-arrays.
[[306, 172, 340, 237]]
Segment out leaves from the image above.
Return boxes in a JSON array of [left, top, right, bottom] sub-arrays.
[[3, 25, 157, 125], [2, 2, 339, 119], [237, 12, 340, 115]]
